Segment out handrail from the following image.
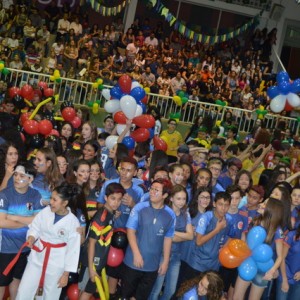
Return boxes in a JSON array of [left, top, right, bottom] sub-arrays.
[[3, 68, 299, 133]]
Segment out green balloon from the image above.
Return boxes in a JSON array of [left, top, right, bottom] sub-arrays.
[[87, 101, 93, 107], [178, 91, 185, 98], [2, 68, 10, 75], [98, 84, 104, 90], [96, 100, 101, 105], [56, 78, 62, 83], [182, 97, 188, 104]]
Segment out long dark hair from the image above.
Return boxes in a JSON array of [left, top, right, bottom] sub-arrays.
[[189, 187, 212, 218]]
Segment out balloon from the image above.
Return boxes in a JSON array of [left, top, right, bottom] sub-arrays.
[[107, 246, 124, 267], [62, 107, 76, 122], [173, 95, 182, 106], [21, 84, 34, 100], [70, 116, 81, 129], [246, 226, 267, 250], [12, 95, 25, 109], [110, 85, 123, 99], [131, 81, 141, 90], [285, 101, 293, 112], [102, 88, 111, 101], [148, 128, 155, 139], [38, 81, 48, 92], [104, 100, 121, 113], [122, 136, 135, 150], [219, 245, 244, 269], [48, 129, 60, 137], [131, 128, 150, 142], [267, 86, 280, 99], [178, 91, 185, 98], [134, 105, 143, 117], [23, 120, 39, 135], [278, 81, 291, 95], [118, 74, 132, 94], [130, 87, 146, 102], [252, 243, 273, 263], [286, 92, 300, 107], [141, 95, 148, 104], [116, 124, 129, 136], [256, 259, 274, 273], [133, 115, 155, 128], [140, 103, 147, 114], [38, 119, 53, 135], [153, 136, 167, 151], [120, 95, 137, 119], [67, 283, 79, 300], [228, 239, 252, 259], [44, 88, 54, 97], [270, 95, 286, 113], [29, 134, 45, 149], [238, 257, 258, 281], [9, 86, 21, 98], [276, 71, 290, 83], [181, 97, 189, 104], [144, 87, 150, 94], [105, 135, 118, 149], [114, 111, 127, 124], [291, 79, 300, 94], [92, 102, 99, 115], [60, 100, 74, 111], [111, 231, 128, 249]]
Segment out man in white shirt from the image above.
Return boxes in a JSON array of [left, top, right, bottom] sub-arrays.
[[70, 16, 82, 37], [144, 32, 158, 48], [126, 40, 139, 63], [170, 72, 186, 95], [57, 13, 70, 41]]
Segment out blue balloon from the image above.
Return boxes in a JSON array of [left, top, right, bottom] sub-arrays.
[[130, 87, 146, 102], [276, 71, 290, 83], [252, 243, 273, 263], [291, 79, 300, 94], [122, 136, 135, 150], [238, 257, 258, 281], [247, 226, 267, 250], [256, 259, 274, 273], [267, 86, 280, 99], [110, 86, 123, 99], [141, 103, 147, 114], [278, 81, 291, 95], [148, 128, 155, 139]]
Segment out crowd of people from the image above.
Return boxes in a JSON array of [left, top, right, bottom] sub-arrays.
[[1, 1, 300, 300]]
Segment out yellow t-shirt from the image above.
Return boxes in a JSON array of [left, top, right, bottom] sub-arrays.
[[160, 130, 183, 157], [242, 159, 265, 185]]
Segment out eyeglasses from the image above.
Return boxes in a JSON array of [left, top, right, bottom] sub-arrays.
[[150, 187, 163, 194], [199, 195, 211, 200], [90, 169, 100, 173]]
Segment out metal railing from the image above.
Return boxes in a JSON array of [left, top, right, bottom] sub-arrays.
[[4, 68, 299, 134]]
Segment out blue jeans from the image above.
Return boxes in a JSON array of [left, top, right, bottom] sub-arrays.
[[276, 279, 300, 300], [148, 253, 181, 300]]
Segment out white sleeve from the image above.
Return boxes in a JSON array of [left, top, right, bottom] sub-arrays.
[[27, 207, 45, 240]]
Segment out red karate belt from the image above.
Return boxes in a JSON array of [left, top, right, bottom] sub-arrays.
[[3, 239, 66, 293]]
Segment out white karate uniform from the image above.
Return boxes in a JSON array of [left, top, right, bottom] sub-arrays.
[[16, 206, 81, 300]]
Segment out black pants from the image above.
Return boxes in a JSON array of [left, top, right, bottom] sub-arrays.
[[121, 265, 158, 300]]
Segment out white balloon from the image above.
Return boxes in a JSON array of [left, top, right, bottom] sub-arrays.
[[131, 81, 141, 90], [104, 99, 121, 113], [105, 135, 118, 149], [286, 93, 300, 107], [116, 124, 129, 136], [135, 105, 143, 117], [270, 94, 286, 113], [102, 88, 111, 101], [120, 95, 137, 119]]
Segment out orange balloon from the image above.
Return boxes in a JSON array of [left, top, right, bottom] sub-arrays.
[[228, 239, 252, 259], [219, 246, 244, 268]]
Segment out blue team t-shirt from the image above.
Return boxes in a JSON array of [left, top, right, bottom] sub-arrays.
[[0, 186, 43, 253], [124, 201, 175, 272], [227, 210, 248, 239], [31, 173, 51, 203]]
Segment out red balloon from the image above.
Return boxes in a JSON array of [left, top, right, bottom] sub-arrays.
[[47, 129, 60, 137], [285, 101, 293, 112], [133, 115, 155, 128], [44, 88, 54, 97], [23, 120, 39, 135], [118, 74, 132, 94], [141, 95, 148, 104], [20, 112, 31, 125], [21, 84, 34, 100], [114, 111, 127, 124], [38, 119, 53, 135], [107, 246, 124, 267], [131, 128, 150, 142], [153, 136, 168, 151], [67, 283, 79, 300], [62, 107, 76, 122], [9, 86, 21, 98], [38, 81, 48, 90], [70, 116, 81, 129]]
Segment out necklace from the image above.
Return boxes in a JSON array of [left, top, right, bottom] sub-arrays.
[[151, 204, 164, 224]]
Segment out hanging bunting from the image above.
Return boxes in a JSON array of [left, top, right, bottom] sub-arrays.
[[88, 0, 131, 16], [147, 0, 264, 45]]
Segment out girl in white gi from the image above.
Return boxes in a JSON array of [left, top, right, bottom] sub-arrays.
[[16, 182, 82, 300]]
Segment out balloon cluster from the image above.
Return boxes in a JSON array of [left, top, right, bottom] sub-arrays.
[[256, 105, 268, 120], [219, 226, 274, 281], [267, 71, 300, 113], [104, 75, 168, 151], [92, 78, 104, 90], [173, 90, 188, 106], [216, 99, 227, 107], [49, 69, 62, 83], [0, 60, 10, 76]]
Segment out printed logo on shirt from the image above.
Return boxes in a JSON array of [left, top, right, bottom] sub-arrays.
[[157, 227, 165, 236], [130, 209, 135, 217], [0, 198, 3, 207], [248, 216, 253, 225], [80, 215, 86, 223], [237, 221, 243, 230], [95, 191, 100, 198], [279, 229, 284, 239], [26, 203, 33, 211], [94, 257, 100, 266], [198, 217, 205, 227], [57, 228, 66, 238]]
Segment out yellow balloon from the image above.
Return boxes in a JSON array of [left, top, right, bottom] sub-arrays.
[[24, 99, 32, 107], [54, 74, 60, 80], [54, 70, 60, 77], [97, 78, 103, 85], [0, 63, 4, 70], [216, 120, 221, 127], [92, 82, 98, 89], [92, 102, 99, 114], [54, 116, 64, 121], [144, 87, 150, 94], [173, 96, 182, 106], [29, 97, 52, 120], [50, 76, 55, 81]]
